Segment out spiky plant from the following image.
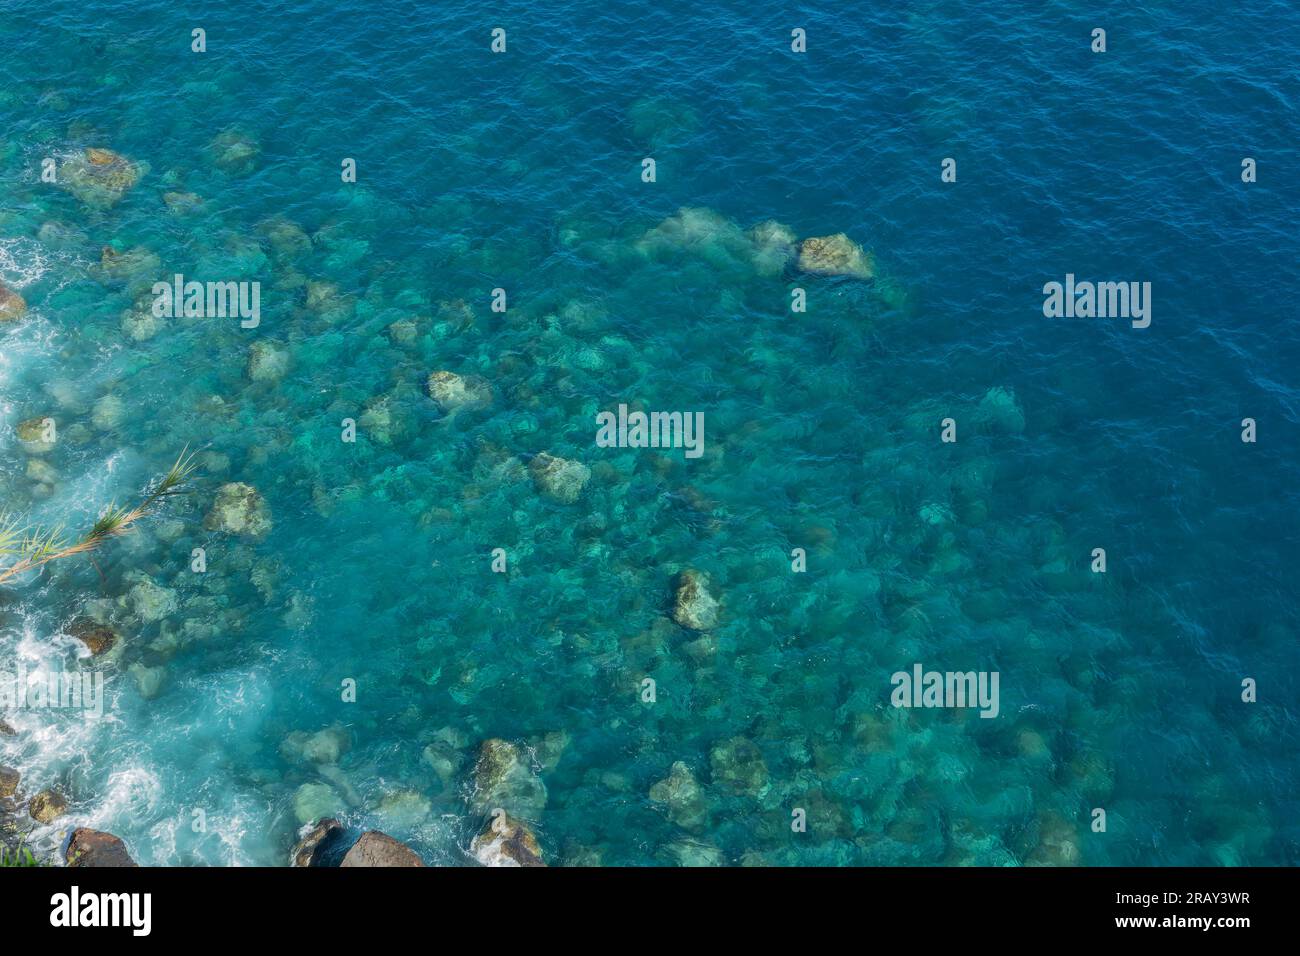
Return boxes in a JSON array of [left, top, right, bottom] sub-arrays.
[[0, 839, 42, 867], [0, 449, 197, 587]]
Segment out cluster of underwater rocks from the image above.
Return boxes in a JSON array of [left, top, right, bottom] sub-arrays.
[[0, 137, 1126, 868]]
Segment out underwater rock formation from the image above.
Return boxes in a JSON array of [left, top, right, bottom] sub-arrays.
[[528, 452, 590, 504], [16, 416, 56, 454], [426, 370, 493, 412], [648, 761, 709, 830], [471, 738, 548, 818], [671, 569, 719, 630], [204, 482, 272, 539], [470, 810, 545, 867], [246, 341, 290, 383], [58, 148, 146, 207], [797, 233, 874, 279], [709, 736, 770, 796]]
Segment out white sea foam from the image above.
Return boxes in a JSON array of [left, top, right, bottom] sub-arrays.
[[0, 236, 53, 289]]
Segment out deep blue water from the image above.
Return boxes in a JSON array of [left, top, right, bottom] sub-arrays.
[[0, 0, 1297, 865]]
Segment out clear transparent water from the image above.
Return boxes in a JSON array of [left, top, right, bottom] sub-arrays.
[[1, 0, 1297, 865]]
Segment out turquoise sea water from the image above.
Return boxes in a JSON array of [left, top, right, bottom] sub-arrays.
[[1, 1, 1297, 866]]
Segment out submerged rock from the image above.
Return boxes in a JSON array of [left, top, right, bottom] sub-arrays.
[[65, 829, 137, 867], [746, 220, 798, 275], [0, 281, 26, 321], [471, 738, 547, 818], [340, 830, 423, 867], [246, 341, 290, 383], [125, 576, 178, 623], [208, 129, 261, 175], [16, 416, 56, 454], [91, 394, 126, 430], [974, 386, 1026, 434], [98, 245, 161, 284], [0, 765, 18, 798], [128, 662, 166, 700], [528, 452, 590, 504], [58, 148, 146, 207], [162, 191, 203, 214], [671, 569, 719, 630], [709, 736, 769, 796], [293, 782, 345, 826], [376, 790, 432, 829], [666, 838, 724, 867], [648, 761, 709, 830], [204, 482, 272, 539], [470, 810, 546, 867], [797, 233, 874, 279], [120, 303, 161, 343], [29, 788, 68, 824], [426, 370, 493, 412]]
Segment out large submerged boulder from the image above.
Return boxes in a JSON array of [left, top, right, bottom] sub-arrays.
[[671, 569, 720, 630], [470, 810, 545, 867], [528, 452, 590, 504], [709, 736, 770, 796], [648, 761, 710, 830], [471, 738, 548, 818], [58, 148, 146, 207], [797, 233, 874, 279], [204, 482, 272, 539], [426, 370, 493, 412]]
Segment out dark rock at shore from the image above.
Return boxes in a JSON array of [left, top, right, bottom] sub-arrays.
[[339, 830, 424, 867], [291, 817, 344, 867], [66, 828, 138, 867], [0, 720, 14, 737], [0, 766, 18, 798]]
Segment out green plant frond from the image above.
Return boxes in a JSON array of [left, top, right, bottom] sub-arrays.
[[144, 446, 198, 503], [0, 450, 196, 587], [87, 502, 134, 542], [0, 512, 26, 555], [21, 523, 68, 559]]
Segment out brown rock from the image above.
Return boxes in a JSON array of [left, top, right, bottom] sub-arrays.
[[65, 828, 137, 867], [0, 281, 26, 322], [67, 618, 117, 656], [0, 765, 18, 798], [29, 788, 68, 824], [339, 830, 423, 867]]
